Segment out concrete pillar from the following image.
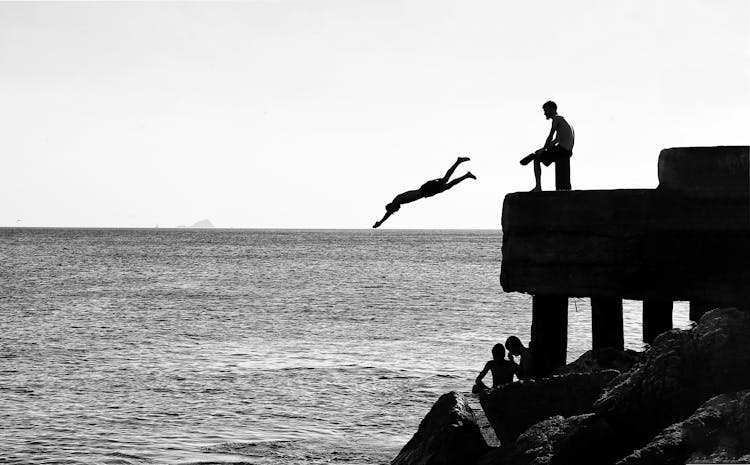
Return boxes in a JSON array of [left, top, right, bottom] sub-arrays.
[[591, 297, 624, 350], [643, 299, 673, 344], [689, 301, 720, 322], [531, 295, 568, 377]]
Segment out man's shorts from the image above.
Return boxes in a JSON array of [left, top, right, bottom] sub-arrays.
[[540, 146, 573, 167], [419, 179, 444, 198]]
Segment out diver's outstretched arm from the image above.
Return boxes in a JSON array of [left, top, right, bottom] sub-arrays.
[[373, 210, 394, 229], [372, 188, 429, 229]]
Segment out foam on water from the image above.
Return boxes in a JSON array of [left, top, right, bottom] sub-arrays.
[[0, 229, 690, 464]]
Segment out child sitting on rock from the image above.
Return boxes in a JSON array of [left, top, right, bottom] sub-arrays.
[[505, 336, 534, 380], [473, 343, 519, 393]]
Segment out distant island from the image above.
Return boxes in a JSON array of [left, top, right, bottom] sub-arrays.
[[175, 219, 215, 229]]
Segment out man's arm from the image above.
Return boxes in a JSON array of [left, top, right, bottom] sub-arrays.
[[511, 361, 523, 381], [544, 119, 559, 149], [476, 361, 491, 384], [506, 353, 524, 381], [372, 210, 394, 228], [520, 352, 534, 380]]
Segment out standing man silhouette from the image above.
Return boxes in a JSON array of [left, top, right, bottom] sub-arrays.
[[520, 101, 575, 191]]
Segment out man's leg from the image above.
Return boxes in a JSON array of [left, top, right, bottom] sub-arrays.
[[443, 172, 476, 190], [555, 157, 571, 191], [441, 156, 470, 182], [532, 159, 542, 191]]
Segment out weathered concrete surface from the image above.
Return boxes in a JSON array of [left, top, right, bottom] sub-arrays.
[[465, 393, 502, 448], [479, 370, 619, 445], [500, 188, 750, 303], [392, 391, 488, 465], [642, 299, 672, 343], [530, 294, 568, 376], [658, 146, 750, 197]]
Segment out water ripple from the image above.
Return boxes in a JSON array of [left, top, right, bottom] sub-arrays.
[[0, 229, 690, 464]]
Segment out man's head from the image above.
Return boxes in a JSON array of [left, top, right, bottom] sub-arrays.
[[542, 100, 557, 120], [386, 202, 401, 214], [505, 336, 523, 356], [491, 343, 506, 361]]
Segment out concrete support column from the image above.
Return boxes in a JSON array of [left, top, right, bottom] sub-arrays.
[[591, 297, 624, 350], [531, 295, 568, 378], [643, 300, 673, 344], [689, 301, 720, 322]]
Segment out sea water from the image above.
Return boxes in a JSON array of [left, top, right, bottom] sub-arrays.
[[0, 229, 690, 464]]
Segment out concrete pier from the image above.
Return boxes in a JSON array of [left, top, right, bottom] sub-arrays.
[[500, 146, 750, 365], [530, 295, 568, 377], [642, 299, 673, 344], [591, 297, 624, 350]]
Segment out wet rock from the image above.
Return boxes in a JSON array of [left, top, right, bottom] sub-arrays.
[[392, 391, 488, 465], [552, 347, 643, 376], [479, 370, 619, 445], [597, 308, 750, 440], [616, 390, 750, 465], [476, 414, 601, 465], [549, 307, 750, 464]]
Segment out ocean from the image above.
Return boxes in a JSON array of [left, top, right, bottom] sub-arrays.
[[0, 229, 690, 464]]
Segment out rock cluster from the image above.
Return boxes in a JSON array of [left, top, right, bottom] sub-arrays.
[[391, 391, 488, 465], [618, 390, 750, 465], [479, 369, 619, 445], [391, 307, 750, 465]]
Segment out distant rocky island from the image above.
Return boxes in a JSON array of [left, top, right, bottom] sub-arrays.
[[175, 219, 215, 229]]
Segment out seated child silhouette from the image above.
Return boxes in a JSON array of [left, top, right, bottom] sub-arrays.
[[473, 343, 519, 393]]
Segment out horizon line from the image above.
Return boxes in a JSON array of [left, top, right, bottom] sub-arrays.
[[1, 226, 502, 231]]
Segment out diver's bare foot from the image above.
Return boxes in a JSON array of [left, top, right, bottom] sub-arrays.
[[457, 156, 470, 163], [530, 186, 541, 192], [467, 172, 476, 180]]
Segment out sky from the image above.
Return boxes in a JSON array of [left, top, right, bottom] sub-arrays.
[[1, 0, 748, 229]]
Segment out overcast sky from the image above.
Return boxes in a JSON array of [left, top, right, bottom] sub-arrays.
[[2, 0, 748, 228]]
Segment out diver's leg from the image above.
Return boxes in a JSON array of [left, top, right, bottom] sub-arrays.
[[441, 156, 471, 182], [443, 172, 477, 190]]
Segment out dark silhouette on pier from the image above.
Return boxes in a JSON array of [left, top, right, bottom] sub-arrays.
[[519, 100, 574, 191], [372, 157, 476, 228]]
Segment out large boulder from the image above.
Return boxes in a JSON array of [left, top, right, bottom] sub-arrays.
[[479, 370, 620, 445], [548, 307, 750, 464], [477, 414, 595, 465], [597, 308, 750, 442], [616, 390, 750, 465], [392, 391, 488, 465], [552, 347, 643, 376]]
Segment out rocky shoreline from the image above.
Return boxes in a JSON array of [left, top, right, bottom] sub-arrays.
[[392, 307, 750, 465]]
